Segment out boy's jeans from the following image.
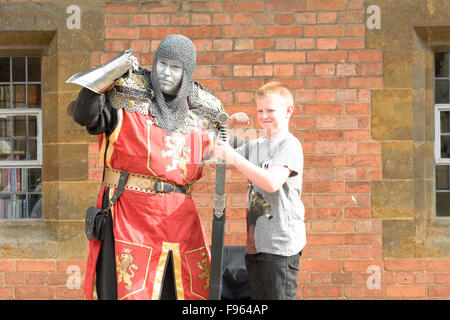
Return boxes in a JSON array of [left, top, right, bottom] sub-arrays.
[[245, 251, 302, 300]]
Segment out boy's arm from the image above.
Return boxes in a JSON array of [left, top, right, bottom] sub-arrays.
[[228, 135, 247, 149], [227, 112, 250, 149], [213, 140, 291, 193]]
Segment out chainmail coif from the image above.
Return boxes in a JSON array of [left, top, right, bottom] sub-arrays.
[[150, 34, 197, 133]]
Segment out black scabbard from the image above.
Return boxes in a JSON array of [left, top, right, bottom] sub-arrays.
[[209, 162, 227, 300]]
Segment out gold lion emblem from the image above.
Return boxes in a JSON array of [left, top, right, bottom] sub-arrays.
[[116, 248, 138, 291], [161, 135, 191, 179]]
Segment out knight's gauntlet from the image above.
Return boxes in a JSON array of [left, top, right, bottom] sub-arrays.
[[66, 49, 139, 94]]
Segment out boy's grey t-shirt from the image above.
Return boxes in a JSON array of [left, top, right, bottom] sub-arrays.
[[236, 133, 306, 256]]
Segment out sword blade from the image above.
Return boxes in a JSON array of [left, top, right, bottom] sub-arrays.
[[209, 114, 230, 300]]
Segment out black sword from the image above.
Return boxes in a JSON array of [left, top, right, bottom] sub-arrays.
[[209, 112, 230, 300]]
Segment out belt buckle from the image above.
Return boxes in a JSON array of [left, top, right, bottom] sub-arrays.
[[154, 181, 165, 194], [156, 181, 176, 194], [165, 181, 176, 194]]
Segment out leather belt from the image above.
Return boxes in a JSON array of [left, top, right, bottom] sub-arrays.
[[102, 167, 193, 197]]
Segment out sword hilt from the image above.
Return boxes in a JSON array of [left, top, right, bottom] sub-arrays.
[[216, 112, 230, 142]]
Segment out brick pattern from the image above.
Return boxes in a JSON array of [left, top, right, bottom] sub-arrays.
[[0, 260, 85, 299], [89, 0, 383, 251], [2, 0, 449, 300], [1, 258, 449, 299]]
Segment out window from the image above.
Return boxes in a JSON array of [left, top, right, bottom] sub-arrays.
[[0, 56, 42, 219], [434, 52, 450, 217]]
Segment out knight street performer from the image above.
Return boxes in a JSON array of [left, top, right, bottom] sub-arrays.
[[72, 35, 225, 300]]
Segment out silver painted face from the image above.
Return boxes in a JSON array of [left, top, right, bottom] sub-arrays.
[[155, 59, 183, 95]]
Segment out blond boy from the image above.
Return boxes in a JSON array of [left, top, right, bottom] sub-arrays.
[[214, 82, 305, 300]]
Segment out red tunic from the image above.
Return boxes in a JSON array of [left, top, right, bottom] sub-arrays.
[[84, 107, 213, 300]]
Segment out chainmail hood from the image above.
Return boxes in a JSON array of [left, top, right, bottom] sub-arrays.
[[150, 34, 197, 133]]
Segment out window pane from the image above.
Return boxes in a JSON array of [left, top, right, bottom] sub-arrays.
[[9, 194, 26, 219], [28, 168, 41, 192], [0, 57, 10, 82], [435, 52, 449, 78], [27, 84, 41, 108], [13, 115, 26, 136], [28, 194, 42, 218], [0, 85, 11, 109], [28, 139, 37, 160], [436, 165, 449, 190], [27, 57, 41, 82], [440, 136, 450, 158], [13, 84, 26, 108], [441, 111, 450, 133], [436, 192, 450, 217], [435, 79, 449, 103], [12, 57, 25, 82], [0, 168, 10, 192], [29, 116, 37, 137], [0, 114, 40, 163], [0, 168, 42, 219], [0, 116, 11, 137], [0, 168, 25, 193], [13, 139, 26, 160], [0, 140, 11, 160], [12, 168, 25, 192], [0, 193, 11, 219]]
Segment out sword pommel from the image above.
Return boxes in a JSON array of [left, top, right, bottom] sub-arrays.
[[216, 112, 230, 125]]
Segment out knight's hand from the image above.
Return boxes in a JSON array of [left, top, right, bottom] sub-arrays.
[[129, 55, 139, 72], [101, 50, 138, 85]]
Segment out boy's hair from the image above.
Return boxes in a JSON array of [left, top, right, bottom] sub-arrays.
[[255, 82, 294, 107]]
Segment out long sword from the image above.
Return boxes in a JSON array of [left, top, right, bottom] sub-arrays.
[[209, 112, 230, 300]]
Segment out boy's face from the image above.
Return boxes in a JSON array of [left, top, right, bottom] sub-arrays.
[[256, 94, 293, 134]]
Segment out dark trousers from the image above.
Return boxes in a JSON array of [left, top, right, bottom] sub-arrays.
[[245, 251, 301, 300]]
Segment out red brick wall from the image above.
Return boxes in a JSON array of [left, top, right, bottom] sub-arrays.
[[90, 0, 383, 254], [0, 260, 85, 299], [1, 0, 450, 300]]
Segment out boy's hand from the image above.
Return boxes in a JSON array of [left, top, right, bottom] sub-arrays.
[[227, 112, 250, 128], [212, 139, 238, 165]]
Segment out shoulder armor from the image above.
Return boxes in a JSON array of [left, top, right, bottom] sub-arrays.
[[189, 82, 224, 129], [194, 83, 223, 112], [107, 68, 156, 115]]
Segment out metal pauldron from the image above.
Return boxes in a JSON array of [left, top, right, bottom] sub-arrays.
[[66, 49, 137, 94]]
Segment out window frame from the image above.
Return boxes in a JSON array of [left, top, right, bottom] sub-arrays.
[[434, 104, 450, 165], [0, 108, 42, 167], [0, 54, 43, 220], [434, 51, 450, 218], [0, 55, 43, 167]]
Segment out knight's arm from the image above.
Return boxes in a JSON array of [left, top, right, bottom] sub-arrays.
[[72, 88, 118, 136], [69, 49, 138, 136]]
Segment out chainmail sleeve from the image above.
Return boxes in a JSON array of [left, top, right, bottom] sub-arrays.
[[72, 87, 118, 136]]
